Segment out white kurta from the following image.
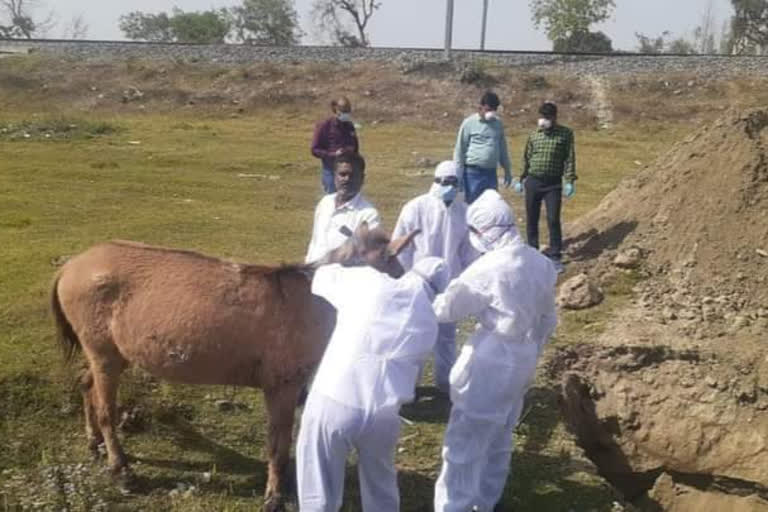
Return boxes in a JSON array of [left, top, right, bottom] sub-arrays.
[[305, 192, 380, 263], [433, 237, 558, 512], [392, 192, 477, 392], [297, 264, 439, 512]]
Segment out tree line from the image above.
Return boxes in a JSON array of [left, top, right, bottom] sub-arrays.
[[1, 0, 767, 55], [116, 0, 379, 47]]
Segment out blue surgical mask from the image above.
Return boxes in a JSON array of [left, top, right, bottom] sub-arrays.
[[337, 113, 352, 123], [439, 184, 458, 204]]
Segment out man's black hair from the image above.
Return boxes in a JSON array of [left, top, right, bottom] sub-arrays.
[[539, 101, 558, 118], [334, 153, 366, 174], [480, 91, 501, 110]]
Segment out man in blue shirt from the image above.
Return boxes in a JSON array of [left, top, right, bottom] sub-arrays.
[[453, 91, 512, 204]]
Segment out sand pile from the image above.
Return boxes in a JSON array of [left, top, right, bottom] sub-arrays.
[[568, 108, 768, 315]]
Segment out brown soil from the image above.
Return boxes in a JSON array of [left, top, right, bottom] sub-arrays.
[[2, 57, 768, 132], [567, 108, 768, 327], [553, 109, 768, 511]]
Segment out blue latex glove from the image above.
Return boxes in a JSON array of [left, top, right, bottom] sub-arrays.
[[564, 182, 575, 198], [503, 172, 512, 188], [513, 179, 525, 195]]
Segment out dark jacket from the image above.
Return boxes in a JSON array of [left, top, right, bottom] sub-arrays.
[[311, 117, 359, 170]]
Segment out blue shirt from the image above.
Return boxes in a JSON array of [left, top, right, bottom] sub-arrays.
[[453, 113, 511, 172]]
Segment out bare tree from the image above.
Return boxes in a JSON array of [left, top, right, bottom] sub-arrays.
[[311, 0, 380, 47], [637, 1, 726, 56], [62, 14, 88, 39], [720, 19, 734, 54], [693, 0, 717, 53], [0, 0, 56, 39]]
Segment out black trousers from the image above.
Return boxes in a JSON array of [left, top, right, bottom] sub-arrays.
[[524, 175, 563, 259]]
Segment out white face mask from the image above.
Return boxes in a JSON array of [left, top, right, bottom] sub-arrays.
[[469, 232, 491, 254], [538, 118, 553, 130], [337, 112, 352, 123], [469, 223, 517, 253], [484, 111, 498, 122]]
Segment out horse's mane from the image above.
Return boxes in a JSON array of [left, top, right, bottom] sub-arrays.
[[109, 240, 314, 278], [109, 240, 225, 264], [241, 263, 315, 279]]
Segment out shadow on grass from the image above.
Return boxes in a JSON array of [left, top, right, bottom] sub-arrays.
[[502, 451, 624, 511], [399, 451, 622, 512], [397, 384, 626, 511], [517, 385, 562, 455], [129, 471, 265, 500], [403, 384, 565, 453], [399, 386, 452, 424], [129, 413, 268, 497]]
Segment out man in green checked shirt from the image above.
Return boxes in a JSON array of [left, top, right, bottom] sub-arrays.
[[516, 101, 577, 272]]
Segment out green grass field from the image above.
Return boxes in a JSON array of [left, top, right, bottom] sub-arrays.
[[1, 108, 686, 511]]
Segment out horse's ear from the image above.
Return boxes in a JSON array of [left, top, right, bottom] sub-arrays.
[[388, 229, 421, 257], [351, 221, 370, 252], [354, 221, 369, 240]]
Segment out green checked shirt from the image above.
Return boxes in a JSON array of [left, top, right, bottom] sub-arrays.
[[522, 124, 577, 183]]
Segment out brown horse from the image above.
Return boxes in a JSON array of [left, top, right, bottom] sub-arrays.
[[50, 223, 418, 511]]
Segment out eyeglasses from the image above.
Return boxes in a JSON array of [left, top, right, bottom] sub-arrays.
[[469, 223, 515, 235], [434, 177, 459, 187]]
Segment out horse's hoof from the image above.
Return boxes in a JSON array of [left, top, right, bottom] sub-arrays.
[[110, 465, 135, 488], [89, 441, 106, 461], [263, 495, 286, 512]]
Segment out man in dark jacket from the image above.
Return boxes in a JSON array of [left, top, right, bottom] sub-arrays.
[[311, 96, 359, 193]]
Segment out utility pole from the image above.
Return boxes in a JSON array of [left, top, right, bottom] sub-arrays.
[[444, 0, 454, 59], [480, 0, 489, 50]]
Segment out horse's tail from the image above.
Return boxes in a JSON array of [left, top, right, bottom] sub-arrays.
[[51, 272, 81, 363]]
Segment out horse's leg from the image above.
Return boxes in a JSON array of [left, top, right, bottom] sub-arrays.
[[90, 360, 128, 475], [79, 367, 103, 458], [262, 382, 302, 512]]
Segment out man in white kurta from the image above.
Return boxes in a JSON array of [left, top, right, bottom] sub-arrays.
[[433, 190, 558, 512], [297, 258, 449, 512], [391, 161, 477, 393], [306, 153, 380, 263]]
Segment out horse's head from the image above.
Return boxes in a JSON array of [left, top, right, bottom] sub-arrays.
[[314, 222, 419, 278]]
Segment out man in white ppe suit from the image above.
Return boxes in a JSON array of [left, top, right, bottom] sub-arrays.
[[391, 160, 477, 394], [433, 189, 558, 512], [297, 257, 451, 512]]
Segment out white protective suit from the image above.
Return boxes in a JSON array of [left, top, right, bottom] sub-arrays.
[[297, 258, 449, 512], [391, 161, 478, 392], [433, 190, 558, 512]]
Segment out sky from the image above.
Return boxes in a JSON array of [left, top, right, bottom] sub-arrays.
[[40, 0, 734, 52]]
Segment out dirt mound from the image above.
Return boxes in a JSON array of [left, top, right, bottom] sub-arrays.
[[551, 345, 768, 502], [552, 110, 768, 511], [567, 108, 768, 313]]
